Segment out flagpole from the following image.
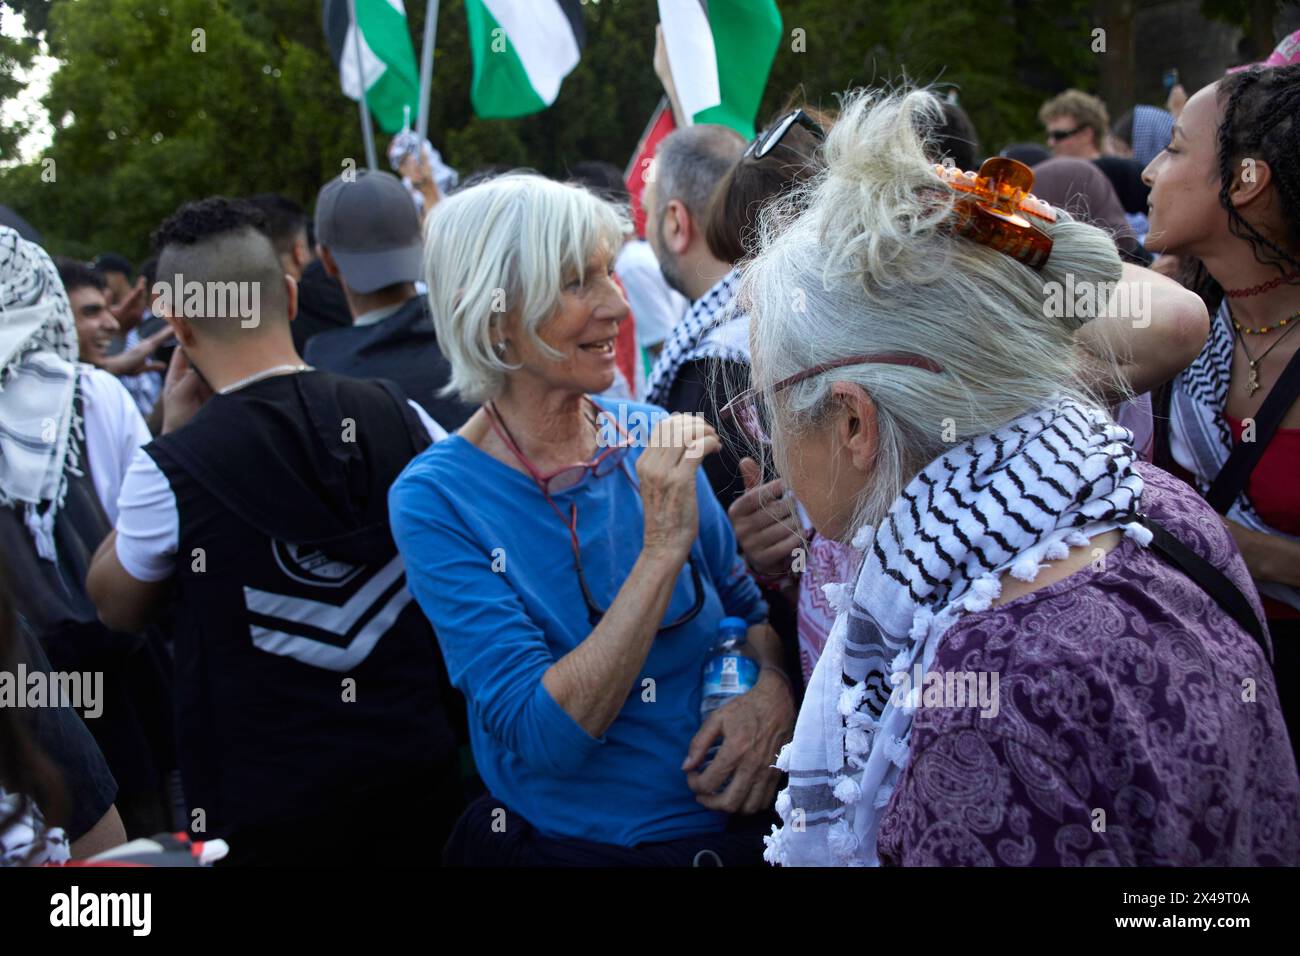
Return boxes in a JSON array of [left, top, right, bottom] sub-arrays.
[[416, 0, 440, 144], [348, 0, 379, 171]]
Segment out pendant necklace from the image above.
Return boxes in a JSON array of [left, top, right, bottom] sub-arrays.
[[1232, 308, 1300, 397]]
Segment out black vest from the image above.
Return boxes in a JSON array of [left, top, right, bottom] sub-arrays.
[[145, 371, 455, 838]]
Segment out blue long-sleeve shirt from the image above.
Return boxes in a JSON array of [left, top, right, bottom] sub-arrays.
[[389, 400, 766, 847]]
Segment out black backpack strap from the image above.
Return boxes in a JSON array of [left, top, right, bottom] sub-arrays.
[[1206, 345, 1300, 514], [373, 378, 433, 455], [1134, 512, 1272, 667]]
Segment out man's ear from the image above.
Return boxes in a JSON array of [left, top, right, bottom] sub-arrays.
[[284, 273, 299, 324], [829, 380, 878, 473], [1229, 157, 1274, 210], [163, 311, 197, 349], [664, 198, 693, 255], [319, 245, 340, 279]]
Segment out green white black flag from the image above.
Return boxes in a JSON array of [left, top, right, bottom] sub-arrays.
[[466, 0, 585, 119], [323, 0, 421, 134]]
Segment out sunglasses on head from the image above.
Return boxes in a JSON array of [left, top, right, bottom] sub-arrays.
[[1047, 125, 1086, 142], [745, 109, 826, 160]]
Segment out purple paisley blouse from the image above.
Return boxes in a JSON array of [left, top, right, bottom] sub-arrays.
[[876, 464, 1300, 866]]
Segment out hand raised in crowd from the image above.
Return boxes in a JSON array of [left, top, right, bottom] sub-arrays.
[[682, 635, 796, 815], [636, 413, 720, 561], [160, 345, 213, 435], [108, 276, 148, 329], [97, 325, 173, 378], [729, 457, 802, 580]]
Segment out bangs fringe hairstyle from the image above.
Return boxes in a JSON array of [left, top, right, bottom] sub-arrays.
[[422, 172, 630, 404], [740, 86, 1128, 540]]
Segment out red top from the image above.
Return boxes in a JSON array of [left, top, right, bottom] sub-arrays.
[[1227, 415, 1300, 620]]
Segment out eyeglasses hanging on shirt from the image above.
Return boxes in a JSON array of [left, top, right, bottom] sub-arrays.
[[485, 399, 704, 629]]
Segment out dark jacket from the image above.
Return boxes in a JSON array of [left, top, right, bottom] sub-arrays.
[[0, 388, 172, 838], [291, 258, 352, 353], [305, 294, 475, 431]]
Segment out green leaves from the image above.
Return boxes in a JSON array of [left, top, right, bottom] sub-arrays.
[[0, 0, 1103, 263]]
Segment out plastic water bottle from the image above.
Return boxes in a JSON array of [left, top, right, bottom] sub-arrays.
[[701, 614, 759, 709], [700, 617, 760, 717], [699, 617, 759, 775]]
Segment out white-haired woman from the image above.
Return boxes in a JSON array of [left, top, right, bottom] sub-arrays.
[[737, 91, 1300, 866], [389, 173, 795, 865]]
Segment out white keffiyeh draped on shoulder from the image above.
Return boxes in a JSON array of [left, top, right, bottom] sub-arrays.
[[1170, 300, 1300, 612], [0, 227, 85, 560], [765, 398, 1148, 866]]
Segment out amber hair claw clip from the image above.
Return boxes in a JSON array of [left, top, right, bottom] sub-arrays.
[[931, 157, 1057, 269]]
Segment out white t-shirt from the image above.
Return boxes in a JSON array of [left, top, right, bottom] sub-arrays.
[[115, 398, 446, 583], [80, 367, 152, 524]]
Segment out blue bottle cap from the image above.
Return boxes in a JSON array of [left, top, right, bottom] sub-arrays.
[[718, 616, 748, 638]]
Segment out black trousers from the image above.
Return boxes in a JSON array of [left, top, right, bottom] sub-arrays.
[[442, 792, 773, 867], [215, 758, 464, 867]]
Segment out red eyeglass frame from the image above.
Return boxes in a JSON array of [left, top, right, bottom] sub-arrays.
[[720, 352, 946, 444], [484, 398, 628, 496], [484, 399, 705, 628]]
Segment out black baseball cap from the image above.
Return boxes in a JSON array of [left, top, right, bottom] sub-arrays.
[[314, 170, 422, 294]]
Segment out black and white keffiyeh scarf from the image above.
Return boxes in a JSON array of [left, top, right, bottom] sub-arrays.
[[1170, 300, 1300, 612], [765, 398, 1147, 867], [645, 268, 746, 406], [0, 227, 84, 561]]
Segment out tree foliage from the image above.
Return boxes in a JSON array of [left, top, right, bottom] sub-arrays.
[[2, 0, 1101, 262], [0, 3, 37, 160]]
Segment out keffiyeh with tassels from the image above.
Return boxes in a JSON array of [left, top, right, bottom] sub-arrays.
[[1170, 300, 1300, 612], [0, 227, 86, 560], [765, 398, 1148, 866]]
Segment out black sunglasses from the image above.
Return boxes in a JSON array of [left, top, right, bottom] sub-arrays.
[[745, 109, 826, 160], [1047, 125, 1086, 142]]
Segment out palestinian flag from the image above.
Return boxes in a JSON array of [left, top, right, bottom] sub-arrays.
[[323, 0, 421, 134], [466, 0, 585, 119], [657, 0, 783, 138], [624, 98, 676, 238]]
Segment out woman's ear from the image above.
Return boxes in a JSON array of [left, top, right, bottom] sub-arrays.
[[829, 380, 878, 473], [1228, 157, 1273, 210]]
